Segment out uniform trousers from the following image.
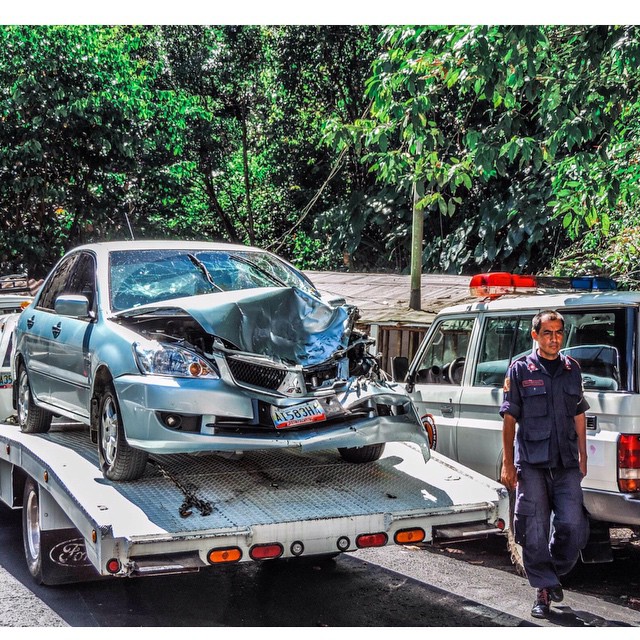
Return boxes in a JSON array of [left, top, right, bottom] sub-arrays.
[[514, 464, 589, 588]]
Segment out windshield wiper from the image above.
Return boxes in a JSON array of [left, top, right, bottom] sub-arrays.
[[187, 253, 223, 292], [226, 253, 287, 287]]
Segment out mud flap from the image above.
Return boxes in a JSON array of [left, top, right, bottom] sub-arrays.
[[579, 520, 613, 564], [39, 527, 103, 585]]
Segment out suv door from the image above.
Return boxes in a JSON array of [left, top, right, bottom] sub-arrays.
[[407, 316, 476, 460], [457, 313, 535, 479]]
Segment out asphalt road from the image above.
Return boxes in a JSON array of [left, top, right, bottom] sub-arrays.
[[1, 502, 639, 630]]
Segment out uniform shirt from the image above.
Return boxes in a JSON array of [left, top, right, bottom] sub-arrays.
[[500, 351, 589, 469]]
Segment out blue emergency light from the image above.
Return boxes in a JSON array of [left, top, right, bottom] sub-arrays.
[[570, 276, 617, 291]]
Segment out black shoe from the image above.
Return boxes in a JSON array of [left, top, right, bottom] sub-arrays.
[[531, 588, 550, 618], [548, 584, 564, 603]]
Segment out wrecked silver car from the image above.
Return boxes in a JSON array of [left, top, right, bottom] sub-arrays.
[[13, 241, 431, 480]]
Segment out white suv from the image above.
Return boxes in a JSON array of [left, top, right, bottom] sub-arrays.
[[394, 273, 640, 564]]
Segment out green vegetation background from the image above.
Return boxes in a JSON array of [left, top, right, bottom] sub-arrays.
[[2, 26, 639, 284]]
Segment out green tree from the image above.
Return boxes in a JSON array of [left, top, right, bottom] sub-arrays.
[[325, 25, 640, 277], [0, 25, 197, 276]]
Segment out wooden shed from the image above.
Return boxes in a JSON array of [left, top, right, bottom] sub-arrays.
[[305, 271, 474, 374]]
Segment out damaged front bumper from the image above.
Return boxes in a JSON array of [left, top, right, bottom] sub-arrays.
[[113, 374, 432, 462]]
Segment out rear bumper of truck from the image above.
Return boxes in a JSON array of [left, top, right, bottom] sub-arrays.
[[583, 487, 640, 527]]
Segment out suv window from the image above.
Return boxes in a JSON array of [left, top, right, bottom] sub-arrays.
[[562, 308, 632, 391], [474, 315, 534, 387], [413, 317, 474, 385]]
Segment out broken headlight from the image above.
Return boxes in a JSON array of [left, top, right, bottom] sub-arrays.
[[133, 342, 219, 378]]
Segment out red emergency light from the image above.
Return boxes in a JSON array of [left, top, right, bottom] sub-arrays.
[[469, 273, 617, 300], [469, 273, 537, 299]]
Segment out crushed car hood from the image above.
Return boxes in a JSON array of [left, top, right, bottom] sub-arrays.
[[113, 287, 353, 366]]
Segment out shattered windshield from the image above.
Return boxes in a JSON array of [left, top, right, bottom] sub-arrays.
[[109, 249, 316, 311]]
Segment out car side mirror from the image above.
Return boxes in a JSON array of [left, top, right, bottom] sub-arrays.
[[391, 356, 409, 383], [54, 294, 91, 319]]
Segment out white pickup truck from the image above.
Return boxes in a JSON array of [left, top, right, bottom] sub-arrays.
[[394, 273, 640, 570]]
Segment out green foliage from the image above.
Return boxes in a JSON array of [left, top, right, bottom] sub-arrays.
[[3, 25, 640, 281], [324, 25, 640, 275], [0, 25, 380, 276]]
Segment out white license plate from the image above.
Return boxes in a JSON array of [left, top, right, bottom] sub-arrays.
[[271, 400, 326, 429]]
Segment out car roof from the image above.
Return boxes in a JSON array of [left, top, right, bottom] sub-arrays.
[[68, 240, 266, 256], [438, 290, 640, 316]]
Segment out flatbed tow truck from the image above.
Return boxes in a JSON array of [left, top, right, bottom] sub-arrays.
[[0, 418, 509, 585]]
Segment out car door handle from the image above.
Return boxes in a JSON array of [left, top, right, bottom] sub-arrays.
[[441, 404, 454, 417], [26, 316, 35, 329], [51, 322, 61, 338]]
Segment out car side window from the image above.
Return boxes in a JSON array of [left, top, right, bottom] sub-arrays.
[[37, 255, 79, 311], [65, 253, 97, 310], [474, 316, 534, 387], [414, 318, 474, 385]]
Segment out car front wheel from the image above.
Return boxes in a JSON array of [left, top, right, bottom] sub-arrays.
[[97, 383, 148, 481]]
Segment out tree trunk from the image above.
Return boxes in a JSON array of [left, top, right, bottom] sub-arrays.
[[409, 182, 424, 311]]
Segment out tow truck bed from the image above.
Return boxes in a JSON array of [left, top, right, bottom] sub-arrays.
[[0, 420, 508, 584]]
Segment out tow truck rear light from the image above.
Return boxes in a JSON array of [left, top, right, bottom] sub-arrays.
[[106, 558, 121, 574], [394, 528, 426, 544], [207, 547, 242, 564], [618, 434, 640, 492], [249, 543, 284, 560], [470, 273, 617, 299], [356, 532, 388, 548]]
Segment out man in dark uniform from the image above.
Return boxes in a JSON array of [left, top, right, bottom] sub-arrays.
[[500, 309, 590, 618]]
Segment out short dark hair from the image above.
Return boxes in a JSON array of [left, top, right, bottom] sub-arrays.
[[532, 309, 565, 334]]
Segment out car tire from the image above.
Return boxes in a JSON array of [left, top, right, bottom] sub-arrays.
[[97, 383, 148, 481], [338, 443, 385, 463], [17, 364, 52, 434]]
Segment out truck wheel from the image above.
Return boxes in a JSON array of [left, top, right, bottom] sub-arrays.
[[506, 490, 526, 577], [22, 476, 51, 584], [97, 383, 148, 481], [338, 443, 385, 463], [22, 476, 101, 585], [17, 364, 52, 433]]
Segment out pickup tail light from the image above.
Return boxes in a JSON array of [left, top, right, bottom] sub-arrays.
[[617, 434, 640, 492]]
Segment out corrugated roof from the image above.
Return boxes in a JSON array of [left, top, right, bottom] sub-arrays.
[[305, 271, 474, 326]]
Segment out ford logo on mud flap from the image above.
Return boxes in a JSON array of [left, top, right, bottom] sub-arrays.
[[49, 537, 92, 567]]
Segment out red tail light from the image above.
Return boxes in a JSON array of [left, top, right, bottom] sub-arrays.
[[618, 434, 640, 492], [249, 543, 283, 560], [356, 532, 388, 548]]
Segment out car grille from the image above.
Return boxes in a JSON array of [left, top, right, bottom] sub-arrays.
[[227, 357, 287, 391]]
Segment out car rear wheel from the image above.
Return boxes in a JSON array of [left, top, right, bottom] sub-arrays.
[[338, 443, 385, 463], [17, 364, 52, 433], [97, 383, 148, 481]]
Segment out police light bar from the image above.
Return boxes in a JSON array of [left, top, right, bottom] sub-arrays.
[[469, 273, 617, 299]]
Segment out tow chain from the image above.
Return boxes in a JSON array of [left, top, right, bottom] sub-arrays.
[[149, 459, 214, 518]]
